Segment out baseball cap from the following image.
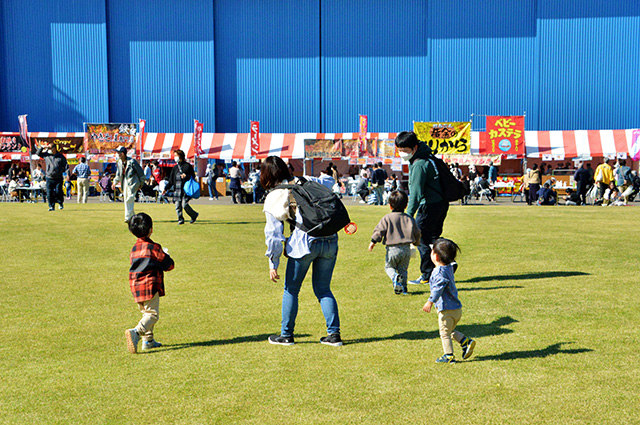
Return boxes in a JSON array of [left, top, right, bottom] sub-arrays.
[[114, 146, 127, 154]]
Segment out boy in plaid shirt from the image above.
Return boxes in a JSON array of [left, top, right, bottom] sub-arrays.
[[125, 213, 174, 354]]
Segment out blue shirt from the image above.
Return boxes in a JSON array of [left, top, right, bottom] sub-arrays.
[[307, 174, 335, 190], [488, 166, 498, 183], [428, 264, 462, 311], [73, 162, 91, 179]]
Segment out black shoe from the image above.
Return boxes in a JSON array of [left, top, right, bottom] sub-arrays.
[[268, 334, 294, 346], [320, 333, 343, 346], [177, 220, 185, 225], [451, 261, 458, 273], [190, 212, 199, 224], [48, 207, 54, 211]]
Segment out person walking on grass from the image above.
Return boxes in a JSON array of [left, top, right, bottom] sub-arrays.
[[423, 238, 475, 364], [36, 142, 68, 211], [368, 190, 421, 295], [164, 149, 199, 225], [72, 156, 91, 204], [125, 213, 175, 354], [112, 146, 145, 223], [395, 131, 449, 285], [261, 156, 343, 347]]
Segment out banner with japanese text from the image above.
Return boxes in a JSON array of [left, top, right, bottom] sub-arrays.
[[18, 115, 31, 152], [378, 139, 398, 158], [485, 116, 525, 155], [0, 133, 29, 153], [250, 121, 259, 157], [304, 139, 342, 158], [358, 115, 368, 154], [194, 120, 204, 156], [84, 123, 137, 154], [413, 122, 471, 155], [31, 135, 84, 155]]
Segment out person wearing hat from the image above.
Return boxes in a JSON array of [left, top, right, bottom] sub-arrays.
[[112, 146, 146, 223]]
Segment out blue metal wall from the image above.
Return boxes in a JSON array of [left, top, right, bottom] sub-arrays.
[[1, 0, 640, 133], [0, 0, 108, 132], [214, 0, 320, 133]]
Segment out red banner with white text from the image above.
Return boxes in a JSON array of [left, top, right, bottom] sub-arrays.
[[485, 116, 525, 155]]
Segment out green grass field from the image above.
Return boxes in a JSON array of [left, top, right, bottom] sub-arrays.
[[1, 201, 638, 424]]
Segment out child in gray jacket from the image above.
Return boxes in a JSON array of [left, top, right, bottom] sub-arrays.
[[368, 191, 422, 294]]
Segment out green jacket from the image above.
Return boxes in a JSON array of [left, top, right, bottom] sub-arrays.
[[406, 142, 444, 216]]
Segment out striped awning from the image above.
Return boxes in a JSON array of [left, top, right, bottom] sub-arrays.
[[524, 129, 634, 159]]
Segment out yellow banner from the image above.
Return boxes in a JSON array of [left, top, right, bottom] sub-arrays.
[[413, 122, 471, 155]]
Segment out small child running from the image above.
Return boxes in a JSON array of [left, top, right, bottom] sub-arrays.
[[125, 212, 175, 354], [423, 238, 475, 363], [369, 190, 421, 295]]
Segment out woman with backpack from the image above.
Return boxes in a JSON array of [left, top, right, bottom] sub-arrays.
[[261, 155, 344, 347]]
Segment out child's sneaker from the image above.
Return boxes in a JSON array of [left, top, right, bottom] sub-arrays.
[[268, 334, 294, 346], [402, 284, 409, 295], [435, 354, 456, 364], [393, 282, 403, 294], [461, 337, 476, 360], [408, 276, 426, 285], [125, 329, 140, 354], [320, 333, 343, 346], [141, 339, 162, 351]]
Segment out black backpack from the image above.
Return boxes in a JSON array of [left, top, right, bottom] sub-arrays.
[[276, 177, 351, 237], [426, 155, 470, 202]]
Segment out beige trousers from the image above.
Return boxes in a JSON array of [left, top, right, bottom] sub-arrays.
[[135, 292, 159, 342], [76, 178, 89, 203], [438, 308, 465, 355]]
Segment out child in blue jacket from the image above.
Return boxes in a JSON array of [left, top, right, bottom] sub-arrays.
[[423, 238, 475, 363]]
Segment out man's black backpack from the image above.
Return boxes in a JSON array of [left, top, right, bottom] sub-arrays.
[[427, 155, 470, 202], [276, 177, 350, 237]]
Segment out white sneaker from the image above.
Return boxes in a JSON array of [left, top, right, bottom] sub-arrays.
[[125, 329, 140, 354], [209, 197, 213, 201], [141, 339, 162, 350], [359, 200, 366, 204]]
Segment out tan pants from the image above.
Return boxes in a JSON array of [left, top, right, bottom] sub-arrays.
[[123, 182, 141, 221], [438, 308, 465, 355], [76, 178, 89, 203], [135, 292, 159, 342]]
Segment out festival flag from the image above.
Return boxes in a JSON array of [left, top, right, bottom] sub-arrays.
[[193, 120, 204, 156], [250, 121, 260, 157], [358, 115, 368, 155], [413, 122, 471, 155], [485, 116, 525, 155], [138, 119, 146, 160], [631, 129, 640, 161], [18, 115, 30, 151]]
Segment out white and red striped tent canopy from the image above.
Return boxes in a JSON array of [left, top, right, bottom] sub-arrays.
[[142, 132, 400, 159], [522, 129, 635, 159]]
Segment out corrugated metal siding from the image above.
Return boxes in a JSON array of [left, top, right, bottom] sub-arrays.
[[215, 0, 320, 133], [428, 0, 537, 128], [321, 0, 429, 133], [537, 0, 640, 130], [107, 0, 215, 133], [51, 24, 109, 130], [0, 0, 106, 132]]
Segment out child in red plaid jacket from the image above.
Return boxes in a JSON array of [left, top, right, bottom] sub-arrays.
[[125, 213, 174, 354]]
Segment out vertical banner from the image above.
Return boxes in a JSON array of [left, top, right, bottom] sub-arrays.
[[193, 120, 204, 156], [250, 121, 260, 157], [358, 115, 368, 155], [413, 122, 471, 155], [18, 114, 33, 174], [485, 116, 525, 155], [631, 129, 640, 161], [138, 119, 146, 160]]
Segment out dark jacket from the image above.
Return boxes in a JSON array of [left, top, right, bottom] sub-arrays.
[[167, 161, 195, 190], [407, 142, 444, 216], [36, 148, 68, 179]]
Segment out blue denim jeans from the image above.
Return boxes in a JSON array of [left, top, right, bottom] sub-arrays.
[[385, 245, 411, 288], [281, 236, 340, 337]]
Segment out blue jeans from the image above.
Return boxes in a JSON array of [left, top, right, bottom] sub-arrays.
[[46, 177, 64, 209], [208, 179, 219, 199], [385, 245, 411, 288], [281, 236, 340, 337]]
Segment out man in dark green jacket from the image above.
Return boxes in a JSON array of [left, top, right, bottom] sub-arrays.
[[395, 131, 449, 284]]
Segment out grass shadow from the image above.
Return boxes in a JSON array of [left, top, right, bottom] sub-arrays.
[[143, 333, 310, 353], [458, 285, 524, 292], [471, 342, 593, 362], [348, 316, 517, 344], [458, 271, 589, 284]]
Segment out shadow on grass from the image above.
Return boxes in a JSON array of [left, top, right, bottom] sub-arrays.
[[347, 316, 518, 344], [458, 271, 589, 284], [458, 285, 524, 292], [471, 342, 593, 362], [152, 220, 261, 225], [143, 333, 310, 353]]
